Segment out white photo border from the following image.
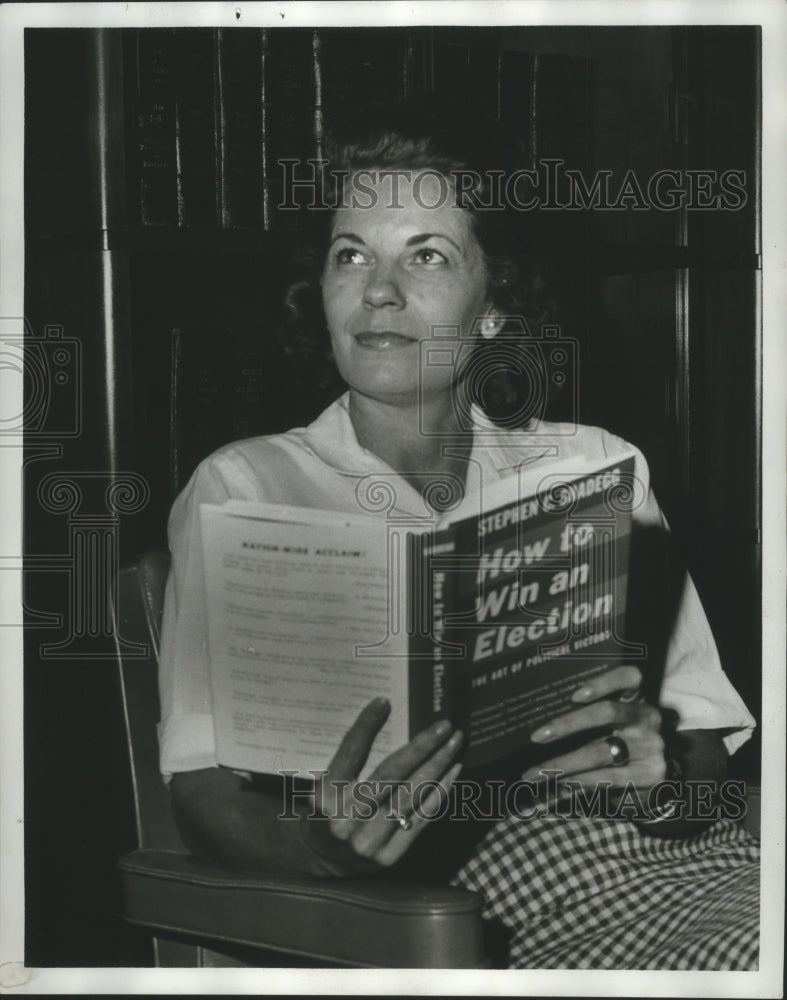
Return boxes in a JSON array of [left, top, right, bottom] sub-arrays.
[[1, 1, 784, 995]]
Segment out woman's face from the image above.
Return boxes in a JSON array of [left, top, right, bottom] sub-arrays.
[[321, 170, 492, 406]]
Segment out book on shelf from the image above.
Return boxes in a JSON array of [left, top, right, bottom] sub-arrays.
[[316, 29, 408, 137], [127, 31, 590, 233], [174, 28, 219, 228], [216, 28, 266, 229], [533, 53, 591, 166], [130, 28, 178, 227], [198, 449, 637, 777]]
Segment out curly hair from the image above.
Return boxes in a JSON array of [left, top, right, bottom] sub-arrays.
[[276, 98, 560, 426]]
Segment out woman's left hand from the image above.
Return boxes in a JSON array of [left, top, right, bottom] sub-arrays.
[[521, 665, 667, 790]]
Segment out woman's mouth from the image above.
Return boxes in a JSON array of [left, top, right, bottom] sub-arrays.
[[353, 331, 416, 349]]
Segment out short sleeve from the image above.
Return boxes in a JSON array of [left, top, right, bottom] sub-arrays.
[[601, 429, 756, 755]]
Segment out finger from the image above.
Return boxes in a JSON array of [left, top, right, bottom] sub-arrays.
[[367, 717, 454, 783], [523, 740, 620, 782], [324, 724, 460, 845], [571, 665, 643, 704], [554, 754, 667, 790], [325, 697, 391, 781], [373, 763, 463, 868], [329, 729, 463, 850], [523, 728, 664, 783], [531, 700, 661, 744], [344, 760, 462, 865], [405, 729, 464, 786], [384, 730, 464, 816], [344, 724, 460, 826]]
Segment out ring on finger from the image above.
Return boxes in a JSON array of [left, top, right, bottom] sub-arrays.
[[392, 812, 412, 831], [605, 734, 630, 767]]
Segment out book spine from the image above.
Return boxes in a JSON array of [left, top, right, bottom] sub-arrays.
[[432, 39, 470, 106], [404, 31, 430, 97], [260, 29, 271, 230], [173, 29, 218, 228], [407, 531, 457, 738], [232, 345, 268, 441], [317, 29, 408, 133], [533, 53, 591, 168], [312, 31, 324, 166], [498, 49, 536, 164], [497, 50, 591, 168], [467, 43, 500, 121], [264, 29, 317, 252], [132, 29, 178, 226], [216, 28, 265, 229]]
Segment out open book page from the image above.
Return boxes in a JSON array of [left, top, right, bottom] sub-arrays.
[[220, 499, 381, 529], [199, 504, 410, 777]]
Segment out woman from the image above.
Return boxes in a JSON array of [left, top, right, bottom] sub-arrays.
[[158, 100, 759, 968]]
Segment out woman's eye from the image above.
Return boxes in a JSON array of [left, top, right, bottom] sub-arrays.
[[411, 247, 448, 265], [334, 247, 368, 265]]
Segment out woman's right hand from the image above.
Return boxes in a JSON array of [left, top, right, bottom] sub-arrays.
[[297, 697, 463, 875]]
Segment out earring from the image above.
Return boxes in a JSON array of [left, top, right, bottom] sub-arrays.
[[481, 318, 499, 340]]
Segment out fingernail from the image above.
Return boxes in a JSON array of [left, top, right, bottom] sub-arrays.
[[372, 697, 389, 710], [572, 686, 594, 703], [434, 719, 452, 736], [447, 730, 463, 748], [531, 726, 553, 743]]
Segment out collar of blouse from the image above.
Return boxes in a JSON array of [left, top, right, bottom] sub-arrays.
[[301, 392, 556, 520]]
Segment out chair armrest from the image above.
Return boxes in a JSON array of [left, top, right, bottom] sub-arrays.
[[119, 849, 485, 968]]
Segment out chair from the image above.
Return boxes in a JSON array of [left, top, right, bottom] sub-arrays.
[[114, 551, 486, 968]]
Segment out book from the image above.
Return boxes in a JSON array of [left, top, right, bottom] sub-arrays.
[[216, 28, 266, 229], [316, 28, 408, 137], [130, 29, 178, 227], [174, 28, 219, 228], [198, 449, 637, 778], [533, 53, 592, 168], [499, 50, 591, 170]]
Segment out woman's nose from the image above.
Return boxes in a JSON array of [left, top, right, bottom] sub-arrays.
[[362, 266, 406, 309]]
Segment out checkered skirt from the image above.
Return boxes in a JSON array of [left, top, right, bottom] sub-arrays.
[[451, 813, 760, 969]]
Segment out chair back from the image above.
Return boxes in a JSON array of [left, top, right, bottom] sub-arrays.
[[114, 550, 186, 852]]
